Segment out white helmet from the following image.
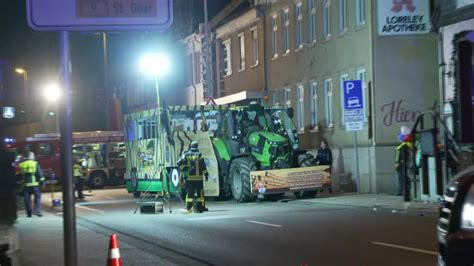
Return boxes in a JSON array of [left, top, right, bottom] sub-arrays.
[[27, 151, 35, 160]]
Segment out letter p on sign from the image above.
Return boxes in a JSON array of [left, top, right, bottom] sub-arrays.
[[345, 81, 355, 94]]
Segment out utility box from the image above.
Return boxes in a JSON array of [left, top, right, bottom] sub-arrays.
[[139, 201, 164, 214]]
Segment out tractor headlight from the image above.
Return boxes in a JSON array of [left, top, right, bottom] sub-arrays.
[[461, 184, 474, 230], [292, 143, 299, 150]]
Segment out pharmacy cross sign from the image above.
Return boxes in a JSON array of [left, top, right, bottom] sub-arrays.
[[27, 0, 173, 31], [343, 80, 364, 132]]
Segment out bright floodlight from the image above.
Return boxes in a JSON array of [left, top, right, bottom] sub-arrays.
[[15, 68, 26, 74], [139, 53, 170, 76], [43, 83, 61, 102]]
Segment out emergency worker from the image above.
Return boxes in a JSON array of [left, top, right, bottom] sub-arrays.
[[19, 152, 45, 217], [178, 141, 209, 213], [73, 157, 85, 199], [395, 134, 414, 197]]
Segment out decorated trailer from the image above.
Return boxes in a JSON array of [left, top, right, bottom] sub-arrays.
[[123, 102, 331, 201]]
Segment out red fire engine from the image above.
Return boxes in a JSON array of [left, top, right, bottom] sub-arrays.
[[7, 131, 126, 189]]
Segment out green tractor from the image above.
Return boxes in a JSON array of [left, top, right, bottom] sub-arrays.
[[211, 102, 316, 202]]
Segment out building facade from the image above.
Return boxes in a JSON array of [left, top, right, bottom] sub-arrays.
[[180, 0, 440, 194], [436, 0, 474, 145]]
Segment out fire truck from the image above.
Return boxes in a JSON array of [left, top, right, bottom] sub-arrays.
[[7, 131, 126, 189]]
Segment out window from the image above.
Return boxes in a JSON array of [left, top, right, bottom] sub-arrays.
[[296, 84, 304, 132], [272, 90, 279, 106], [38, 143, 53, 156], [310, 81, 318, 129], [238, 33, 245, 71], [223, 39, 232, 76], [308, 0, 317, 43], [126, 120, 137, 141], [194, 52, 201, 84], [356, 0, 365, 26], [284, 87, 291, 108], [283, 8, 290, 54], [251, 28, 258, 66], [295, 3, 303, 49], [323, 0, 331, 39], [324, 78, 333, 127], [339, 0, 347, 33], [339, 73, 349, 124], [271, 15, 278, 58], [187, 54, 193, 85], [138, 117, 157, 140], [356, 68, 367, 118]]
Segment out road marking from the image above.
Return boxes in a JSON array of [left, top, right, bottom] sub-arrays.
[[78, 199, 135, 206], [56, 212, 63, 215], [371, 242, 438, 256], [186, 215, 245, 221], [75, 204, 105, 213], [246, 220, 283, 228], [105, 197, 116, 200]]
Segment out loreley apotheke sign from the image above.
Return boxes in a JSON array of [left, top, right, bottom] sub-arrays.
[[378, 0, 431, 36]]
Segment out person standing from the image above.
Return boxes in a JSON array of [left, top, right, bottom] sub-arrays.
[[73, 157, 85, 199], [0, 144, 17, 224], [315, 140, 333, 193], [395, 134, 414, 197], [179, 141, 209, 213], [19, 152, 45, 217]]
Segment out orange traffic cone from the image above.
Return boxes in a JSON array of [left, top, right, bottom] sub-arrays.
[[107, 234, 122, 266]]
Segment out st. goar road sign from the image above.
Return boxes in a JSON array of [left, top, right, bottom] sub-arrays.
[[27, 0, 173, 31]]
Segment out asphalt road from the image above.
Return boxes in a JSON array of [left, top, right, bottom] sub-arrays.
[[49, 188, 438, 266]]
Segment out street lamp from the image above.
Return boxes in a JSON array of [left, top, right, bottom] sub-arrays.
[[43, 83, 61, 134], [138, 53, 171, 177], [15, 67, 29, 119]]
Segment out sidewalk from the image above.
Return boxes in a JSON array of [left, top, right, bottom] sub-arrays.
[[9, 211, 173, 266], [3, 197, 175, 266], [304, 192, 440, 215], [1, 192, 440, 265]]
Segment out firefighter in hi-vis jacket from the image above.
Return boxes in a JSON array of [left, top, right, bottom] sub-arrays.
[[178, 141, 209, 213]]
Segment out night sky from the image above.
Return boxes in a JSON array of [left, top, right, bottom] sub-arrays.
[[0, 0, 230, 133]]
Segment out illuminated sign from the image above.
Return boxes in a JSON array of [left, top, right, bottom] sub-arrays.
[[27, 0, 173, 31], [3, 107, 15, 119], [377, 0, 431, 36]]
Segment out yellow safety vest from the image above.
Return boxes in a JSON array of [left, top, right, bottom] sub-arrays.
[[73, 163, 83, 177], [19, 160, 45, 187]]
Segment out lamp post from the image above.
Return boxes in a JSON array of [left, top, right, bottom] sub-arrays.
[[15, 68, 29, 120], [43, 83, 61, 134], [138, 53, 170, 178]]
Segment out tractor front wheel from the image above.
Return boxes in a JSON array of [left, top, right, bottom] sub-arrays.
[[229, 158, 256, 202]]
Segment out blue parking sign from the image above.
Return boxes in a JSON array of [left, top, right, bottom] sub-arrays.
[[343, 80, 363, 110]]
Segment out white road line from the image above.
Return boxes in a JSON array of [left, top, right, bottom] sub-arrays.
[[56, 212, 63, 215], [105, 197, 116, 200], [246, 220, 283, 228], [186, 215, 244, 221], [371, 242, 438, 256], [75, 204, 105, 213]]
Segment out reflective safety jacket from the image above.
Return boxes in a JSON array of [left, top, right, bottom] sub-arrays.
[[19, 160, 45, 187], [73, 163, 83, 178], [395, 141, 414, 170], [179, 149, 208, 181]]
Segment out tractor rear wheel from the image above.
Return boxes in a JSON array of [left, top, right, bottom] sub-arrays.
[[229, 157, 256, 202]]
